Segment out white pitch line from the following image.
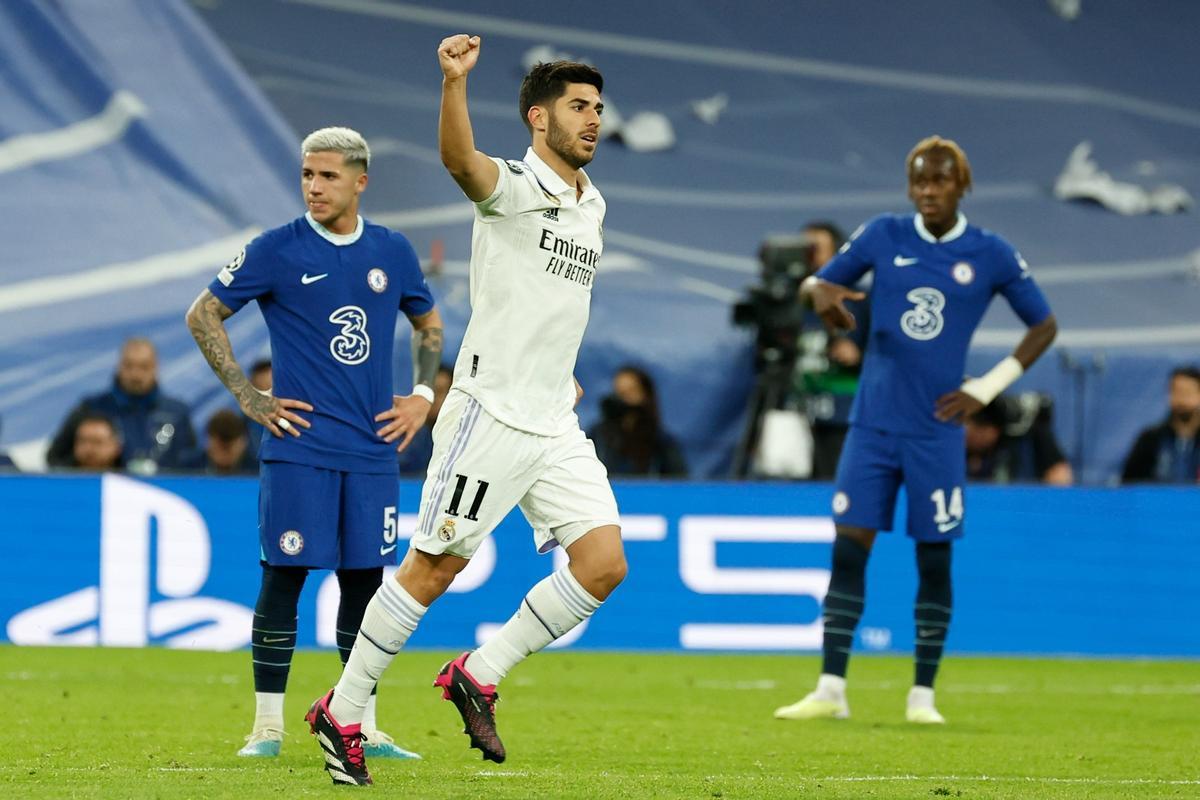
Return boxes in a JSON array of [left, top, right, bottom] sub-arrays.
[[812, 775, 1200, 786], [288, 0, 1200, 128], [0, 91, 147, 174]]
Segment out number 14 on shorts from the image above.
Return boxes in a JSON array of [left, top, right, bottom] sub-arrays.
[[930, 487, 963, 534]]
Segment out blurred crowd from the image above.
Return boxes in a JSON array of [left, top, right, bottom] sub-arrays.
[[0, 317, 1196, 487]]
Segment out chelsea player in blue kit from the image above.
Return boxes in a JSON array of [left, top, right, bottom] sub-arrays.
[[186, 127, 443, 758], [774, 136, 1057, 724]]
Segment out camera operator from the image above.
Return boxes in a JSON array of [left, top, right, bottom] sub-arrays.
[[732, 223, 868, 479], [795, 222, 869, 479]]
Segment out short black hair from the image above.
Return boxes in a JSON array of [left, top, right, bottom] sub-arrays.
[[77, 411, 119, 438], [802, 221, 846, 249], [1170, 365, 1200, 385], [519, 61, 603, 132]]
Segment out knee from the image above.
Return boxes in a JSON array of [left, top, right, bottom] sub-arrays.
[[915, 542, 952, 584], [397, 550, 468, 604], [599, 551, 628, 592], [575, 549, 627, 598]]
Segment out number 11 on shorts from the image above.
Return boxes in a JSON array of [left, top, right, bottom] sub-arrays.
[[444, 474, 490, 522]]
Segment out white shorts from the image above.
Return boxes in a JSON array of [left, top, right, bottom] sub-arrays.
[[410, 389, 621, 559]]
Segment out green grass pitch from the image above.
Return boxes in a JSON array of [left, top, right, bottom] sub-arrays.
[[1, 646, 1196, 799]]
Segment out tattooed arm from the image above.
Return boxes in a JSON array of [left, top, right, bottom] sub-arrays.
[[375, 307, 445, 452], [411, 308, 445, 391], [185, 289, 312, 438]]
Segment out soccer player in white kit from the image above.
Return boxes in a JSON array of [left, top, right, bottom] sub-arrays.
[[306, 34, 626, 786]]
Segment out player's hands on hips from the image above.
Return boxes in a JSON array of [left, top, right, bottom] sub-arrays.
[[935, 389, 984, 424], [241, 390, 313, 438], [810, 280, 866, 332], [438, 34, 481, 80], [376, 394, 432, 452]]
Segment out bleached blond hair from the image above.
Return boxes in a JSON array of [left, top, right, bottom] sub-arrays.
[[906, 135, 972, 192], [301, 126, 370, 171]]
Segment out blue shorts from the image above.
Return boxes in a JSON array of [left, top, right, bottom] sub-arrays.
[[832, 425, 966, 541], [259, 461, 400, 569]]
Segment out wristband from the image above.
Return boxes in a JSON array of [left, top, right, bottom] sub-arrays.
[[412, 384, 435, 403], [960, 355, 1023, 405]]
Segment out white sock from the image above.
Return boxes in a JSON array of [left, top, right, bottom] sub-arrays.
[[329, 579, 427, 724], [466, 566, 602, 685], [253, 691, 284, 730], [908, 685, 936, 709], [815, 673, 847, 700], [362, 694, 378, 733]]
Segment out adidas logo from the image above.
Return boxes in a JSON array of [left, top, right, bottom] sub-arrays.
[[542, 207, 559, 222]]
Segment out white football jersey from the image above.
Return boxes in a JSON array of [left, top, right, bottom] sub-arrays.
[[452, 147, 605, 437]]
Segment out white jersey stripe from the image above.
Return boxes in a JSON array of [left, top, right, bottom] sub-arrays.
[[419, 397, 482, 538]]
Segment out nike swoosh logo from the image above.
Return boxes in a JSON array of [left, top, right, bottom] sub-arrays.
[[301, 272, 329, 284], [262, 636, 290, 643], [937, 521, 961, 533], [893, 256, 919, 267], [918, 628, 942, 638], [379, 544, 397, 556]]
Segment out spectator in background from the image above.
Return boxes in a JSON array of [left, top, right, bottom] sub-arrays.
[[0, 415, 17, 471], [589, 365, 687, 477], [796, 221, 869, 479], [244, 358, 273, 459], [1121, 365, 1200, 484], [965, 394, 1072, 485], [398, 365, 453, 477], [46, 337, 197, 474], [70, 412, 124, 471], [184, 409, 257, 475]]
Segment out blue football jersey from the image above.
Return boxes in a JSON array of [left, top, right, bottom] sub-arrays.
[[209, 214, 435, 473], [817, 213, 1051, 438]]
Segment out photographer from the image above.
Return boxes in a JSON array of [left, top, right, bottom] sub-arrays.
[[965, 393, 1073, 485]]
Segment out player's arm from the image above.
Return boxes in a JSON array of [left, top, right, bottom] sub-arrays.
[[185, 289, 312, 438], [438, 34, 498, 202], [801, 277, 867, 332], [375, 307, 445, 451], [936, 315, 1058, 423], [800, 219, 878, 332]]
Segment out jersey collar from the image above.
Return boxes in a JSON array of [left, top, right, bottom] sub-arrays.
[[524, 147, 598, 204], [305, 211, 363, 246], [913, 212, 967, 244]]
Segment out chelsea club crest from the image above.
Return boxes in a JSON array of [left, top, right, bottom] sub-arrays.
[[367, 268, 388, 293]]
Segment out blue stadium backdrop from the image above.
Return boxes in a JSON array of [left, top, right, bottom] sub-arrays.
[[1, 475, 1196, 656]]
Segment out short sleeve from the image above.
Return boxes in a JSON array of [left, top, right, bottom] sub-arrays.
[[994, 241, 1052, 327], [392, 234, 436, 318], [817, 216, 886, 287], [208, 234, 273, 312], [474, 158, 543, 221]]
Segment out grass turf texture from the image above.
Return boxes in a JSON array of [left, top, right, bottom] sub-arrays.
[[1, 647, 1196, 799]]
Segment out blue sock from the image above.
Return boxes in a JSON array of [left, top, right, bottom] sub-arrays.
[[820, 535, 870, 678], [251, 564, 307, 693], [914, 542, 953, 688]]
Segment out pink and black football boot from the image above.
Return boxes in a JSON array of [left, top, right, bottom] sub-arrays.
[[305, 689, 371, 786], [434, 652, 506, 763]]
